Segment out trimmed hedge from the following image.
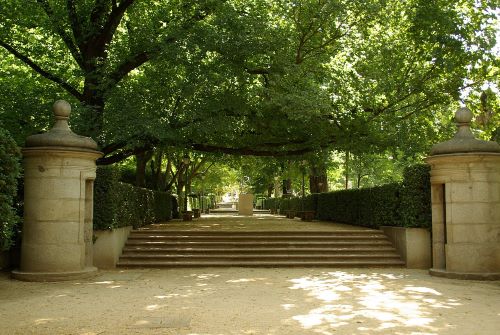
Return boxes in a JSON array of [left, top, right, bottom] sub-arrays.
[[263, 164, 431, 229], [94, 166, 173, 230], [400, 164, 431, 228], [317, 183, 401, 228], [263, 194, 319, 219], [0, 128, 21, 250]]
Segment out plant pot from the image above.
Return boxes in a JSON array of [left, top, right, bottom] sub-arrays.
[[182, 211, 193, 221]]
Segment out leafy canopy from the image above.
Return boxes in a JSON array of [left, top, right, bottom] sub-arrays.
[[0, 0, 497, 163]]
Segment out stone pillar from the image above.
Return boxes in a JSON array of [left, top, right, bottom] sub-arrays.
[[238, 194, 254, 216], [12, 101, 102, 281], [426, 107, 500, 280]]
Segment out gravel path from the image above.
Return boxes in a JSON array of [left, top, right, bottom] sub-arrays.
[[1, 267, 499, 335]]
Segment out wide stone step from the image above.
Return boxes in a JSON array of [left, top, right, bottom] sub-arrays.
[[122, 246, 397, 254], [118, 226, 404, 268], [125, 240, 391, 248], [117, 259, 406, 268], [125, 240, 393, 247], [120, 253, 401, 261], [216, 203, 235, 209], [209, 209, 238, 213], [131, 229, 381, 235], [126, 235, 389, 243]]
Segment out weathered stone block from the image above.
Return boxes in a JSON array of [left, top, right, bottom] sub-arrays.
[[446, 244, 500, 273], [93, 226, 132, 269], [238, 194, 254, 216], [449, 202, 498, 225], [381, 226, 431, 269], [22, 221, 81, 245], [451, 224, 500, 243], [24, 198, 81, 222]]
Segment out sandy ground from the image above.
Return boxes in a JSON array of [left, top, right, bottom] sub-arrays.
[[1, 267, 500, 335]]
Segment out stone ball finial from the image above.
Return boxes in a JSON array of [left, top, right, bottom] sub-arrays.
[[429, 105, 500, 155], [53, 100, 71, 119], [455, 107, 473, 124]]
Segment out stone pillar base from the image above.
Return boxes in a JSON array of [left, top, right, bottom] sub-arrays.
[[12, 266, 98, 282], [429, 268, 500, 281]]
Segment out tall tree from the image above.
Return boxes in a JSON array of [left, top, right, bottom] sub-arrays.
[[1, 0, 497, 163], [0, 0, 217, 139]]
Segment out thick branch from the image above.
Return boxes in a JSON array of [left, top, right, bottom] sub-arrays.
[[36, 0, 85, 68], [190, 143, 316, 157], [106, 51, 151, 88], [100, 140, 128, 155], [66, 0, 83, 47], [94, 0, 135, 52], [0, 40, 83, 100], [90, 0, 111, 27], [97, 145, 149, 165], [104, 3, 216, 88], [246, 68, 270, 75]]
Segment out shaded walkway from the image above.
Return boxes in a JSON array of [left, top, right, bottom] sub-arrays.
[[145, 214, 375, 232]]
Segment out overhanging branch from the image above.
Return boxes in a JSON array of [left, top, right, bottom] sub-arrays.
[[36, 0, 85, 68], [0, 40, 83, 100], [190, 143, 316, 157]]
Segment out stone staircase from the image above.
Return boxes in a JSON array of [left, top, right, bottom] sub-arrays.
[[209, 201, 271, 214], [117, 229, 405, 268]]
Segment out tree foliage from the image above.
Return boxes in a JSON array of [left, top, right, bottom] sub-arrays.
[[0, 0, 498, 164]]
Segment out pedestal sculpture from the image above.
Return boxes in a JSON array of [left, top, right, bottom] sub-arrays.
[[12, 101, 102, 281], [426, 107, 500, 280]]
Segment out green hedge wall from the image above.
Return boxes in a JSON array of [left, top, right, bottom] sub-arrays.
[[0, 128, 21, 250], [316, 183, 401, 228], [400, 164, 432, 228], [263, 164, 431, 229], [94, 166, 173, 230]]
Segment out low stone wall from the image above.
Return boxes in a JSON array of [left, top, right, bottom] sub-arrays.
[[381, 226, 431, 269], [93, 226, 132, 269]]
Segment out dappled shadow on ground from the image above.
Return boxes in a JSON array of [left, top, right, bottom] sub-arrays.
[[124, 269, 494, 335], [1, 268, 499, 334], [285, 271, 461, 334]]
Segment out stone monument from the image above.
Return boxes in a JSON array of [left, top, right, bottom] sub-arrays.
[[12, 101, 102, 281], [238, 194, 254, 216], [426, 107, 500, 280]]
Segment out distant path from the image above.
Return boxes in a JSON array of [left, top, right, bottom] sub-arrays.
[[145, 214, 375, 232]]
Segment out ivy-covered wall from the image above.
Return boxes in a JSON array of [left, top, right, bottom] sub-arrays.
[[94, 166, 174, 230], [263, 164, 431, 229]]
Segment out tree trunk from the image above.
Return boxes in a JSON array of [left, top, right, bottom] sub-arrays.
[[177, 177, 185, 211], [151, 150, 164, 190], [345, 151, 350, 189], [267, 184, 273, 198], [309, 174, 328, 193], [282, 178, 292, 197], [309, 166, 328, 193], [80, 77, 106, 141], [135, 152, 147, 187], [135, 150, 153, 187]]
